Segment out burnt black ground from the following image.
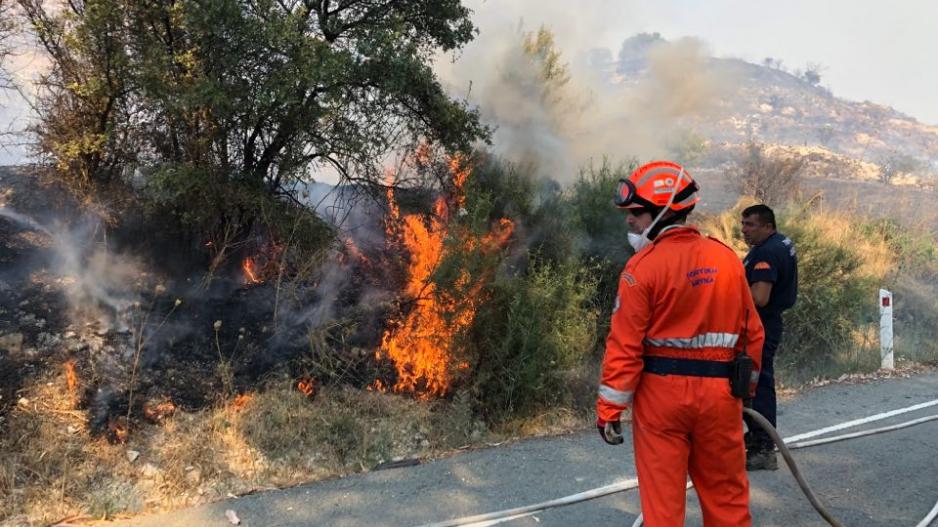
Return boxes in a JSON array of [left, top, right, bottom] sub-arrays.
[[0, 167, 385, 435]]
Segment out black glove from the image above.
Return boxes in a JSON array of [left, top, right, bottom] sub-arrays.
[[597, 419, 624, 445]]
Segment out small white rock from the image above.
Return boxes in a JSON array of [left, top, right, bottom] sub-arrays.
[[67, 425, 79, 434], [185, 468, 202, 485], [16, 397, 29, 407], [141, 462, 160, 479], [225, 509, 241, 525], [126, 450, 140, 463]]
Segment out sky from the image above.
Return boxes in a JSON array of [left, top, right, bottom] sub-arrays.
[[2, 0, 937, 166]]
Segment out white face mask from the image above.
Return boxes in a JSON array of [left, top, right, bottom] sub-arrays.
[[627, 167, 686, 253], [628, 231, 651, 252]]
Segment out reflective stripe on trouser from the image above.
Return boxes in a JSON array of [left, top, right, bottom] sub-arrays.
[[633, 374, 751, 527]]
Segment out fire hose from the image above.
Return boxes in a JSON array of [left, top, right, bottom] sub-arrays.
[[419, 398, 938, 527]]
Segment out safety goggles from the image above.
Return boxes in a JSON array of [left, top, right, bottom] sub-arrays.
[[614, 178, 637, 208]]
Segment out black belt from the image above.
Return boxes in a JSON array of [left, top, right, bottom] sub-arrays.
[[643, 356, 733, 378]]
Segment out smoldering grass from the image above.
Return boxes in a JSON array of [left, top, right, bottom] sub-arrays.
[[126, 294, 182, 421]]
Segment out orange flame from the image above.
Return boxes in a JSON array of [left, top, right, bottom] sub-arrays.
[[297, 377, 318, 399], [242, 258, 262, 284], [143, 400, 177, 422], [241, 242, 285, 285], [241, 258, 261, 284], [107, 418, 130, 444], [64, 360, 79, 393], [377, 152, 513, 398], [230, 393, 254, 412]]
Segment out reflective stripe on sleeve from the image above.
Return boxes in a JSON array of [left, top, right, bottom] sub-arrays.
[[644, 332, 740, 349], [599, 384, 634, 406], [750, 370, 761, 383]]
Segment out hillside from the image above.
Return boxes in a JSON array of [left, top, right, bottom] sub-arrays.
[[613, 33, 938, 183]]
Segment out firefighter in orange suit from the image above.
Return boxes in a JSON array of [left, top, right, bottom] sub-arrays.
[[596, 161, 765, 526]]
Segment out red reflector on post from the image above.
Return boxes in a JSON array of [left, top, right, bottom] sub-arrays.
[[882, 297, 890, 307]]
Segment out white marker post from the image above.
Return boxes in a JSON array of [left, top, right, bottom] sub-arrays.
[[879, 289, 894, 370]]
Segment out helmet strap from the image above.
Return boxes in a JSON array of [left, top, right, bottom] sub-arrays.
[[641, 167, 685, 241]]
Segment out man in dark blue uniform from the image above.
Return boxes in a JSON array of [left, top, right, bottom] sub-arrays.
[[740, 204, 798, 471]]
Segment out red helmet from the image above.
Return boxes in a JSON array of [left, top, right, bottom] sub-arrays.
[[615, 161, 700, 211]]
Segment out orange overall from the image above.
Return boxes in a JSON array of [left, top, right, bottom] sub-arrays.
[[598, 226, 765, 526]]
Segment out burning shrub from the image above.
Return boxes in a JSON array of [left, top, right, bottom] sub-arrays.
[[373, 151, 517, 399], [430, 157, 631, 420]]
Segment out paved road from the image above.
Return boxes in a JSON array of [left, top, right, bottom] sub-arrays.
[[117, 372, 938, 527]]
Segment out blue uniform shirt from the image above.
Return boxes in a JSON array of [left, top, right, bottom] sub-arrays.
[[744, 232, 798, 334]]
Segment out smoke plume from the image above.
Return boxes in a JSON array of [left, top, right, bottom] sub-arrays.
[[435, 5, 734, 182], [0, 206, 142, 328]]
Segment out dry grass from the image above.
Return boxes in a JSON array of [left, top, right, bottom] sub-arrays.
[[699, 196, 897, 284], [697, 196, 938, 384], [0, 369, 523, 526]]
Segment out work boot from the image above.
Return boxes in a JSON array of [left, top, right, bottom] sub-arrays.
[[746, 448, 778, 471]]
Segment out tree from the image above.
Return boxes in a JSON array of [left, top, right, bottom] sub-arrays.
[[732, 141, 804, 206], [762, 57, 783, 71], [815, 124, 834, 146], [521, 27, 571, 106], [483, 26, 582, 178], [18, 0, 488, 208], [878, 153, 922, 185], [0, 0, 15, 91], [801, 62, 823, 86], [617, 32, 663, 74], [18, 0, 137, 191]]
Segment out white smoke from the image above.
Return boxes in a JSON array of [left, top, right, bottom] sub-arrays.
[[0, 206, 141, 328], [435, 4, 734, 182]]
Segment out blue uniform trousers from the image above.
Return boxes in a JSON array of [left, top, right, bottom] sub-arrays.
[[745, 316, 782, 451]]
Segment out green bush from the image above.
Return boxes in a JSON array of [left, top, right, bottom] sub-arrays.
[[776, 217, 878, 372], [466, 257, 598, 420], [858, 218, 938, 277], [700, 199, 938, 379], [145, 164, 335, 275], [440, 158, 635, 421], [568, 160, 635, 263], [567, 161, 636, 345]]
